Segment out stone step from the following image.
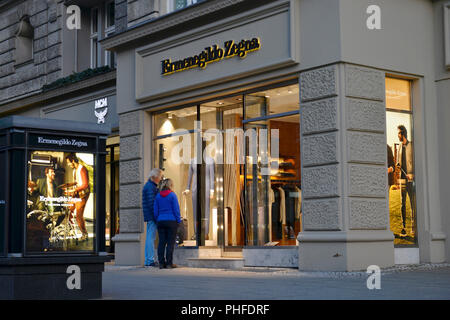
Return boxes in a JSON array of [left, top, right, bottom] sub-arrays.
[[221, 251, 243, 258], [186, 257, 245, 269]]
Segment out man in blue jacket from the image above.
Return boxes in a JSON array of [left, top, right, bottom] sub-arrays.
[[142, 168, 163, 267]]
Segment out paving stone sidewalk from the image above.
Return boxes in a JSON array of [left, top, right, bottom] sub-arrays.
[[102, 263, 450, 300]]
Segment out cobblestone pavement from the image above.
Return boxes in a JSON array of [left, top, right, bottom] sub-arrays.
[[102, 263, 450, 300]]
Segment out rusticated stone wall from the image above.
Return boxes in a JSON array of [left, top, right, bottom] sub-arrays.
[[0, 0, 63, 103], [300, 65, 342, 231], [300, 63, 388, 232], [118, 110, 144, 233], [127, 0, 159, 28]]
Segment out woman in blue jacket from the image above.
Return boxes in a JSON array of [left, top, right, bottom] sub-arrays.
[[154, 178, 182, 269]]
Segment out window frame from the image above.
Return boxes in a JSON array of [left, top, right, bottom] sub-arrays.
[[90, 7, 100, 69]]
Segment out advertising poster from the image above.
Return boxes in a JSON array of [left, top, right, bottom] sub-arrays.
[[26, 151, 95, 253]]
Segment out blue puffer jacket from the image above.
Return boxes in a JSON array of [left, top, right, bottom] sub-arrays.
[[142, 180, 158, 222], [153, 190, 182, 223]]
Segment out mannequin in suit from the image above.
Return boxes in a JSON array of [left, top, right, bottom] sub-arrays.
[[184, 157, 215, 239]]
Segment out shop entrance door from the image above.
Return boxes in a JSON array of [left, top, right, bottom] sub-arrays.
[[200, 98, 245, 249]]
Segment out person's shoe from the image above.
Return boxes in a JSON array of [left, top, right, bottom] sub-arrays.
[[148, 262, 158, 267], [166, 264, 178, 269], [159, 264, 165, 269]]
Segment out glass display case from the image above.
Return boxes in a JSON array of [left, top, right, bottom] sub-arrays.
[[0, 116, 109, 257]]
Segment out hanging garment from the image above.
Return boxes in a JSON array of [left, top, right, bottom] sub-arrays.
[[278, 186, 286, 225], [269, 187, 275, 242], [282, 185, 296, 228], [271, 187, 282, 240]]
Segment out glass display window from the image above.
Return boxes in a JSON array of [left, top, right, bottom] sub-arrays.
[[386, 77, 411, 112], [26, 151, 96, 253], [154, 106, 198, 137], [245, 85, 299, 120], [386, 77, 417, 246], [152, 82, 300, 248], [244, 113, 301, 246]]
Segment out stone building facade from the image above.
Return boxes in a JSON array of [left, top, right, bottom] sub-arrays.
[[1, 0, 449, 271]]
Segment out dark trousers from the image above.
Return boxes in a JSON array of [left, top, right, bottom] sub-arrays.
[[401, 182, 415, 228], [157, 220, 178, 266]]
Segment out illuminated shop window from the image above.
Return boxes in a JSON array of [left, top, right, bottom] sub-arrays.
[[152, 83, 301, 247], [385, 77, 417, 246], [26, 151, 95, 253]]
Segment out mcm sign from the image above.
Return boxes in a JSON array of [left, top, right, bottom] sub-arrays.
[[94, 98, 108, 124]]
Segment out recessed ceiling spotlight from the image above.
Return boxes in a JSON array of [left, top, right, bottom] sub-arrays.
[[218, 102, 224, 105]]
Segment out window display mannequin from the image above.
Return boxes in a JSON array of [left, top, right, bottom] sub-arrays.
[[183, 157, 215, 239]]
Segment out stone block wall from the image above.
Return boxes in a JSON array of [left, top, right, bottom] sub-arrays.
[[300, 63, 389, 232], [115, 0, 128, 33], [118, 110, 144, 233], [0, 0, 64, 103], [300, 65, 342, 231], [127, 0, 159, 28], [344, 65, 388, 230]]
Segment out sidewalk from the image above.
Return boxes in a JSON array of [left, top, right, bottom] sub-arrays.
[[102, 263, 450, 300]]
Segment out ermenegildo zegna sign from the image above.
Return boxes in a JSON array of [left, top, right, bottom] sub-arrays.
[[161, 38, 261, 76], [28, 133, 96, 152]]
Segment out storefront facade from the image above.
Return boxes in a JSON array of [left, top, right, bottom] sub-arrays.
[[102, 0, 449, 271]]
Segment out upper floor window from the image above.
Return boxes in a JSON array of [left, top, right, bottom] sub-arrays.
[[15, 17, 34, 65], [90, 1, 116, 69], [167, 0, 200, 13]]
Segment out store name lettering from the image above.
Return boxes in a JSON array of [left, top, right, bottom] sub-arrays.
[[38, 137, 88, 148], [95, 98, 108, 109], [40, 196, 82, 204], [161, 38, 261, 76]]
